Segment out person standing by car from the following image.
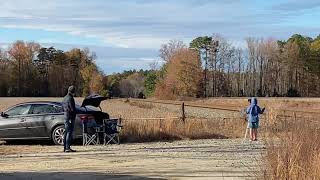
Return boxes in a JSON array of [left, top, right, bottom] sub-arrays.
[[63, 86, 77, 152]]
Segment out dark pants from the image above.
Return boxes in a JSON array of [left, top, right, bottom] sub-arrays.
[[63, 118, 75, 151]]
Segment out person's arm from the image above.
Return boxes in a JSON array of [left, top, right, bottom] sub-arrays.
[[66, 96, 75, 114], [246, 106, 251, 114], [258, 106, 265, 114], [69, 97, 76, 114]]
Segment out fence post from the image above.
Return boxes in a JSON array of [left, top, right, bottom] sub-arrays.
[[181, 102, 185, 122], [159, 118, 163, 132], [159, 118, 163, 139]]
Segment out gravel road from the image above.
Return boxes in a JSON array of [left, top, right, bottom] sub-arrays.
[[0, 139, 265, 180]]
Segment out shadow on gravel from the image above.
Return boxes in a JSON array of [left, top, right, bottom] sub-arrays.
[[2, 139, 83, 146], [2, 140, 53, 145], [0, 172, 164, 180]]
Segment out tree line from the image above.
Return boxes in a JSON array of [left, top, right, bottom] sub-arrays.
[[1, 33, 320, 98], [152, 34, 320, 99], [0, 41, 106, 97], [0, 41, 154, 98], [106, 33, 320, 99]]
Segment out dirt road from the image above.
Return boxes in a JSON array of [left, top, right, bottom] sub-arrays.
[[0, 139, 264, 180]]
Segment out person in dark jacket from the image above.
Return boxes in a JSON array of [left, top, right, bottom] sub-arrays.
[[246, 97, 265, 141], [63, 86, 77, 152]]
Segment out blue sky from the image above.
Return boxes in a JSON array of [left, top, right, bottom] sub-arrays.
[[0, 0, 319, 74]]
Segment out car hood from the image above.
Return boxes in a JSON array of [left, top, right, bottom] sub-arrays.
[[81, 94, 107, 108]]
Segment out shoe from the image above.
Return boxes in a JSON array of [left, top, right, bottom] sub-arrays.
[[69, 149, 76, 152], [64, 149, 76, 153]]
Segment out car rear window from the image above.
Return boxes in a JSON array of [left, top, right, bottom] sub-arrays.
[[76, 105, 99, 112]]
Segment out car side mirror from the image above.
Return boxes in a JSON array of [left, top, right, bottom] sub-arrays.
[[1, 112, 8, 118]]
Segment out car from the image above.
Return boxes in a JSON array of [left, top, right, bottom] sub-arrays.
[[0, 95, 109, 145]]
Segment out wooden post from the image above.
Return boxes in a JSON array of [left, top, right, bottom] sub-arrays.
[[181, 102, 185, 122], [159, 119, 163, 139]]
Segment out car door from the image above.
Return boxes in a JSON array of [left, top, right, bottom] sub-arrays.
[[0, 104, 32, 139], [28, 104, 64, 138]]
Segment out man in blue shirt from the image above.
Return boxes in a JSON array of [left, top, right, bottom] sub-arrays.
[[62, 86, 77, 152]]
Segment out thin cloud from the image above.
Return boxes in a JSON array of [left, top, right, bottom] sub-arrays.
[[272, 0, 320, 11]]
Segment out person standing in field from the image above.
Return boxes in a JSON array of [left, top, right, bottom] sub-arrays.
[[246, 97, 265, 141], [63, 85, 77, 152]]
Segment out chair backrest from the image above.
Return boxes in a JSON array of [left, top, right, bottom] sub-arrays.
[[104, 119, 118, 134], [82, 120, 99, 134]]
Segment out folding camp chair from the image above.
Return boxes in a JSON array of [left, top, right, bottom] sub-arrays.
[[103, 118, 122, 145], [82, 120, 103, 145]]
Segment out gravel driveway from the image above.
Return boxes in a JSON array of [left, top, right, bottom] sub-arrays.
[[0, 139, 265, 180]]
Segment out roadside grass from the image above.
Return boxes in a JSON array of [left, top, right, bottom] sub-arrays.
[[121, 117, 245, 143], [262, 108, 320, 179]]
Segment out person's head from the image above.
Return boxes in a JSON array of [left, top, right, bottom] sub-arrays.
[[247, 98, 251, 104], [68, 85, 75, 96], [251, 97, 258, 105]]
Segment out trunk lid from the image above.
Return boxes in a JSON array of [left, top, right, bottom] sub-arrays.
[[81, 94, 107, 108]]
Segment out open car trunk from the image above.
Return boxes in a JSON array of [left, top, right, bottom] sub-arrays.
[[81, 95, 109, 124], [81, 95, 108, 109]]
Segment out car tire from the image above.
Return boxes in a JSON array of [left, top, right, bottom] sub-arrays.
[[52, 125, 65, 145]]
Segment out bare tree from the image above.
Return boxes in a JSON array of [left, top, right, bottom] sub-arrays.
[[159, 40, 186, 63]]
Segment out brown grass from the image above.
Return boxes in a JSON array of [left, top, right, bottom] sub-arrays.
[[120, 117, 245, 143], [262, 110, 320, 179], [125, 100, 155, 109]]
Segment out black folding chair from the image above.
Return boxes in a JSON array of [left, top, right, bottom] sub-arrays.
[[82, 120, 103, 145], [103, 118, 122, 145]]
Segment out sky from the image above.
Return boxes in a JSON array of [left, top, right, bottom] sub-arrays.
[[0, 0, 319, 74]]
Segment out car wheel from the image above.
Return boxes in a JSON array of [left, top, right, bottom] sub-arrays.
[[52, 125, 65, 145]]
